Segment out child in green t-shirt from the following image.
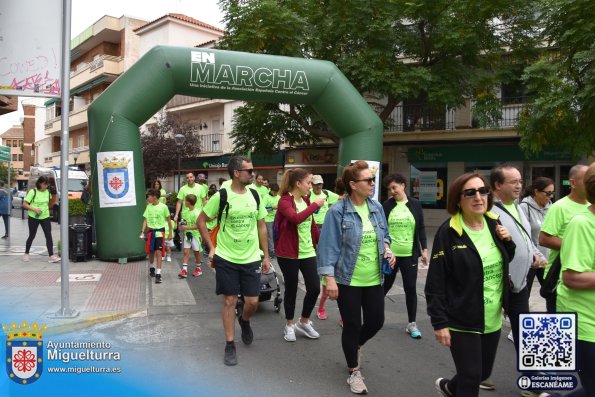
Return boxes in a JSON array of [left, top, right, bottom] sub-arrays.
[[141, 189, 172, 284], [178, 194, 203, 279]]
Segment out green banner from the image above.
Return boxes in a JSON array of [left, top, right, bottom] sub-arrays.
[[0, 145, 10, 162]]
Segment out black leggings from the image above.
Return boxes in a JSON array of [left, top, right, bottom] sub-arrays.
[[383, 255, 418, 322], [526, 267, 544, 298], [25, 217, 54, 256], [1, 213, 8, 235], [277, 256, 320, 320], [447, 329, 501, 397], [337, 284, 385, 369]]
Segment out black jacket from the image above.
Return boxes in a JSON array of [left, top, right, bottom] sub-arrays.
[[425, 212, 516, 333], [382, 196, 427, 259]]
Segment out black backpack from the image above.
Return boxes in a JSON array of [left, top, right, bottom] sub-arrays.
[[540, 255, 562, 300]]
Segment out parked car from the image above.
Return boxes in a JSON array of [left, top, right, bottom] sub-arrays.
[[12, 191, 27, 209]]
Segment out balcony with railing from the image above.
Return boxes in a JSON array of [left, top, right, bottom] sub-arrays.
[[384, 98, 529, 133], [44, 104, 90, 135], [199, 133, 223, 153], [70, 55, 123, 89], [166, 95, 210, 109]]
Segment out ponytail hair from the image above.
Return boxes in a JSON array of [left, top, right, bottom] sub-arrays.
[[279, 168, 311, 196]]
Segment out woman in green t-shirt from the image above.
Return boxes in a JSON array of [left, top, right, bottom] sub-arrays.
[[275, 169, 326, 343], [316, 161, 394, 395], [23, 176, 60, 263], [153, 180, 168, 205], [426, 173, 515, 397]]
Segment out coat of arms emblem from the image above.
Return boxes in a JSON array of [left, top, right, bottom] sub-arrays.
[[4, 321, 46, 385]]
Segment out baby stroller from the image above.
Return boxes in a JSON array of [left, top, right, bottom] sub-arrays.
[[236, 263, 282, 318]]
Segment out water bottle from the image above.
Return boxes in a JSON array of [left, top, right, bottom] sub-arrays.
[[382, 250, 393, 275]]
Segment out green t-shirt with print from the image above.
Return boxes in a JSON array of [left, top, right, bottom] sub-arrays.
[[25, 189, 51, 220], [158, 188, 167, 204], [205, 196, 219, 230], [462, 216, 503, 333], [264, 194, 281, 223], [178, 183, 206, 218], [310, 189, 340, 225], [295, 198, 316, 259], [503, 202, 528, 243], [143, 202, 170, 238], [388, 200, 416, 257], [541, 196, 590, 276], [350, 203, 380, 287], [203, 188, 267, 264], [557, 212, 595, 343], [182, 207, 202, 242], [164, 211, 177, 239]]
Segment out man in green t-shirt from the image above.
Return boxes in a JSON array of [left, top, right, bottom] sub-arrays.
[[173, 172, 207, 224], [264, 183, 280, 258], [540, 164, 590, 312], [248, 173, 270, 200], [141, 189, 172, 284], [310, 174, 339, 230], [198, 156, 270, 367]]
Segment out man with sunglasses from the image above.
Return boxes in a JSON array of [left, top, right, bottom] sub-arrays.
[[539, 164, 590, 312], [489, 165, 547, 396], [198, 156, 270, 366]]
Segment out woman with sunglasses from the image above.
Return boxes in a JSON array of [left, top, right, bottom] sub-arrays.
[[519, 177, 555, 296], [275, 168, 326, 342], [425, 173, 515, 397], [317, 160, 394, 395]]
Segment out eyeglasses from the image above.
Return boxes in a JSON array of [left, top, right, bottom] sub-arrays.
[[505, 179, 523, 186], [461, 187, 489, 198], [238, 168, 254, 174], [541, 190, 555, 197], [354, 177, 375, 185]]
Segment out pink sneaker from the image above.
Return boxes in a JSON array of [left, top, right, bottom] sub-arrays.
[[317, 307, 327, 320], [23, 254, 30, 262], [178, 268, 188, 278], [192, 267, 202, 277], [48, 255, 60, 263]]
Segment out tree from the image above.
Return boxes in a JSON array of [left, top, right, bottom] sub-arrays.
[[140, 111, 201, 185], [0, 162, 16, 185], [217, 0, 541, 154], [517, 0, 595, 156]]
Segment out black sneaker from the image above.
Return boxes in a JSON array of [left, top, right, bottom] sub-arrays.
[[238, 317, 253, 345], [224, 343, 237, 366], [155, 274, 162, 284], [149, 267, 156, 277], [1, 235, 8, 239], [435, 378, 453, 397]]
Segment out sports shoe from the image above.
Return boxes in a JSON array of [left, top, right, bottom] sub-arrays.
[[406, 322, 422, 339], [224, 343, 237, 366], [284, 324, 296, 342], [295, 320, 320, 339], [508, 330, 514, 343], [149, 267, 156, 277], [317, 307, 327, 320], [238, 317, 253, 345], [192, 267, 202, 277], [23, 254, 30, 262], [435, 378, 453, 397], [155, 274, 162, 284], [48, 255, 60, 263], [178, 268, 188, 278], [166, 255, 171, 262], [347, 370, 368, 394], [1, 234, 7, 239], [480, 378, 496, 390]]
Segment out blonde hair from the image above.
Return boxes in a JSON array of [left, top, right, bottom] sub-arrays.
[[279, 168, 311, 196]]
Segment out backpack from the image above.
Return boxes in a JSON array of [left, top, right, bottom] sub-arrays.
[[209, 187, 260, 245], [540, 255, 562, 300]]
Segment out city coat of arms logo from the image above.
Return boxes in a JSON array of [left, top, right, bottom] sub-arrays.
[[101, 156, 131, 199], [3, 321, 46, 385]]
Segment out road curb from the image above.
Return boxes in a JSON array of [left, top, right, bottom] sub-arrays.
[[46, 309, 147, 336]]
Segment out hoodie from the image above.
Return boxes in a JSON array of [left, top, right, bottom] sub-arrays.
[[519, 196, 551, 259]]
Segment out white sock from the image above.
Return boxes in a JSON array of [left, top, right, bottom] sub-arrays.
[[149, 263, 154, 268], [156, 268, 161, 275], [182, 264, 188, 270]]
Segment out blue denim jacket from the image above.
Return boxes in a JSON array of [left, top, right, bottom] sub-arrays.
[[317, 196, 391, 285]]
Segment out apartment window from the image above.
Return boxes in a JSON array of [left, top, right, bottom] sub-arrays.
[[78, 135, 85, 148], [11, 140, 18, 147], [18, 154, 23, 161], [501, 80, 530, 105], [12, 154, 18, 161]]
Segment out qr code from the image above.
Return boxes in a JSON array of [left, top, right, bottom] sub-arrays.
[[519, 313, 576, 371]]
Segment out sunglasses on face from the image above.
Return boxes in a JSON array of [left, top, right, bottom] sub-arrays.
[[540, 190, 555, 197], [461, 187, 489, 198], [355, 177, 375, 185], [238, 168, 254, 174]]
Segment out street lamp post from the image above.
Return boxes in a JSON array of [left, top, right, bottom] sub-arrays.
[[174, 134, 186, 191]]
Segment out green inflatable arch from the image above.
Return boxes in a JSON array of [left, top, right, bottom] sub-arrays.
[[88, 46, 382, 261]]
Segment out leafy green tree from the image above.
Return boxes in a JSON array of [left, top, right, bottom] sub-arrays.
[[517, 0, 595, 156], [0, 162, 17, 185], [140, 111, 201, 184], [217, 0, 541, 153]]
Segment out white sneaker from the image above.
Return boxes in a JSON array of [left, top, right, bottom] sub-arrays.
[[295, 320, 320, 339], [48, 255, 60, 263], [284, 324, 296, 342], [508, 330, 514, 343], [166, 255, 171, 262], [347, 370, 368, 394]]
